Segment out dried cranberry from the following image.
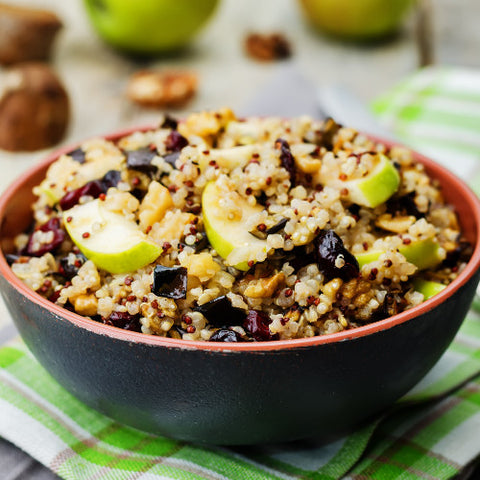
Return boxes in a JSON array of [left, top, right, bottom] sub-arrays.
[[48, 290, 61, 303], [275, 138, 296, 186], [244, 310, 278, 341], [68, 147, 86, 164], [194, 295, 246, 328], [59, 180, 105, 211], [163, 151, 180, 169], [160, 114, 179, 130], [104, 311, 141, 332], [152, 265, 188, 299], [126, 148, 158, 174], [314, 230, 359, 282], [25, 218, 65, 257], [165, 131, 188, 152], [58, 254, 86, 280], [209, 328, 242, 342]]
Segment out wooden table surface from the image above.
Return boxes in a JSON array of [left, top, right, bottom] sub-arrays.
[[1, 0, 480, 478]]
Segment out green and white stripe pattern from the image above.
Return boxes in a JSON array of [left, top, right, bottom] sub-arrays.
[[2, 66, 480, 478], [1, 313, 480, 479], [373, 66, 480, 182]]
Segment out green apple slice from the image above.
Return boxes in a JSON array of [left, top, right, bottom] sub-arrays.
[[202, 181, 267, 271], [412, 278, 446, 299], [316, 153, 400, 208], [356, 238, 444, 270], [63, 199, 161, 274]]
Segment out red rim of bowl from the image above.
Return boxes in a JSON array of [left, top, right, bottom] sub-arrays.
[[1, 126, 480, 352]]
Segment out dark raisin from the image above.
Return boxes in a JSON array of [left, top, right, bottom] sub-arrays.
[[314, 230, 359, 282], [58, 254, 86, 280], [25, 218, 65, 257], [192, 232, 209, 252], [442, 240, 472, 268], [209, 328, 242, 342], [101, 170, 122, 189], [256, 191, 268, 206], [4, 254, 20, 265], [126, 148, 158, 174], [152, 265, 188, 299], [265, 218, 288, 235], [194, 295, 246, 327], [386, 192, 424, 219], [163, 151, 180, 169], [314, 117, 341, 150], [165, 131, 188, 152], [347, 204, 361, 218], [275, 138, 296, 186], [288, 245, 316, 271], [59, 180, 105, 210], [160, 114, 179, 130], [104, 311, 141, 332], [244, 310, 278, 341], [68, 147, 86, 164]]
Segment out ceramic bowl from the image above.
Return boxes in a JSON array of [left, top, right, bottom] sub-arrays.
[[1, 129, 480, 445]]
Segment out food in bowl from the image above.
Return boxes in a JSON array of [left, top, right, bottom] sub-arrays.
[[8, 109, 471, 342]]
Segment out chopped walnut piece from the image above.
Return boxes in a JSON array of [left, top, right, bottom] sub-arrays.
[[244, 32, 292, 61], [375, 214, 416, 233], [126, 70, 198, 108], [244, 272, 286, 298]]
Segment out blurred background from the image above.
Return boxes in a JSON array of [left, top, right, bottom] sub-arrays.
[[0, 0, 479, 173]]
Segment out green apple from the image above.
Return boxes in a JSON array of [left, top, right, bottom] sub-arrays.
[[83, 0, 219, 54], [297, 0, 414, 40], [315, 153, 400, 208], [412, 278, 446, 300], [202, 181, 267, 271], [63, 199, 161, 274], [356, 238, 444, 270]]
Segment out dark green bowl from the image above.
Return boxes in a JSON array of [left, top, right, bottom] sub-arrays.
[[1, 130, 480, 445]]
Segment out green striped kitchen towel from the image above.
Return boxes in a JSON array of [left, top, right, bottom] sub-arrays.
[[1, 311, 479, 480], [2, 65, 480, 479], [373, 65, 480, 183]]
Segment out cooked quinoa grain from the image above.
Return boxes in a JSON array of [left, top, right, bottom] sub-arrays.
[[10, 109, 471, 341]]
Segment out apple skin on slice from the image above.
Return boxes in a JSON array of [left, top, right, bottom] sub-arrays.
[[63, 199, 161, 274], [412, 278, 446, 300], [355, 238, 444, 270], [202, 181, 267, 271], [315, 153, 400, 208]]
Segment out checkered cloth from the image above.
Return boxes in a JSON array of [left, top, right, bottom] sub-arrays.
[[1, 66, 480, 479]]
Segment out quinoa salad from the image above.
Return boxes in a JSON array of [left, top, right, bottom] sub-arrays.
[[8, 109, 471, 342]]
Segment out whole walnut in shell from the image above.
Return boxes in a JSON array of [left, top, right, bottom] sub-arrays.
[[0, 2, 62, 66], [0, 63, 70, 152]]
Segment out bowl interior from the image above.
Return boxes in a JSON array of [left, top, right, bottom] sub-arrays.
[[1, 132, 480, 351]]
